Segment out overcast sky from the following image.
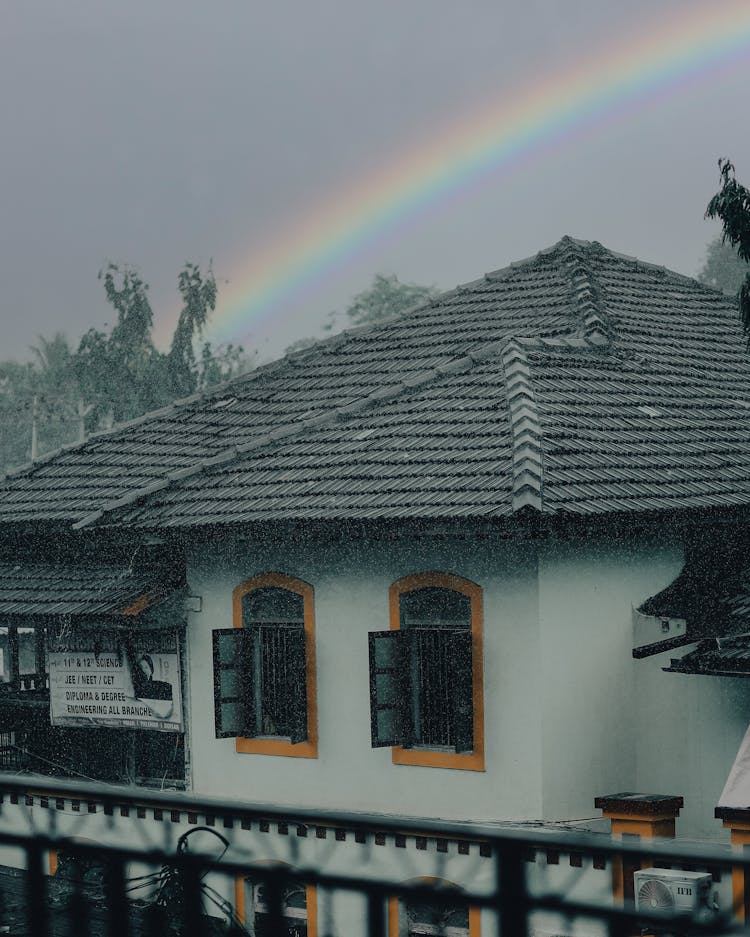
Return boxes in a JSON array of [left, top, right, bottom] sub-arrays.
[[1, 1, 748, 362]]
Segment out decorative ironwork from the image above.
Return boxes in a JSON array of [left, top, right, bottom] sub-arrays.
[[0, 774, 745, 937]]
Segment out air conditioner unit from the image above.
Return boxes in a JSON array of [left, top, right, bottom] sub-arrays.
[[633, 868, 716, 919]]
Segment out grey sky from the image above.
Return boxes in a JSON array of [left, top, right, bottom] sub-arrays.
[[1, 0, 748, 361]]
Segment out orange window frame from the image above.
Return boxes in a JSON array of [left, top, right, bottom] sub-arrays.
[[387, 878, 480, 937], [234, 874, 317, 937], [389, 572, 484, 771], [232, 572, 318, 759]]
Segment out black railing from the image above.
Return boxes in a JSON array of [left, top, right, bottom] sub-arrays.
[[0, 774, 746, 937]]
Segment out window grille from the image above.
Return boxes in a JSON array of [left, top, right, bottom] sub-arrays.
[[369, 578, 477, 758], [214, 577, 312, 747]]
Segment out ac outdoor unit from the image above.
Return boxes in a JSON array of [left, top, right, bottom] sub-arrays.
[[633, 868, 715, 919]]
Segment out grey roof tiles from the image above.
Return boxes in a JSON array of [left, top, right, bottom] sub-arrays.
[[1, 236, 749, 528]]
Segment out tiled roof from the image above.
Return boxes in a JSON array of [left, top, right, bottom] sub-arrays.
[[0, 561, 176, 616], [634, 532, 750, 658], [1, 236, 749, 528], [665, 636, 750, 677]]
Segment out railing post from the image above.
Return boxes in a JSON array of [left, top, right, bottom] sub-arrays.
[[104, 854, 129, 937], [24, 841, 48, 937], [368, 891, 386, 937], [496, 841, 527, 937]]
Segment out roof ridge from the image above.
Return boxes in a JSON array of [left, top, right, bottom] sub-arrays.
[[502, 340, 544, 513], [561, 240, 615, 346], [72, 337, 513, 530]]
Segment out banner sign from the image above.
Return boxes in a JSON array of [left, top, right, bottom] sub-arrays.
[[49, 631, 183, 733]]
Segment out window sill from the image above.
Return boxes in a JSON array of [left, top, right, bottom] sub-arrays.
[[235, 737, 318, 759], [391, 746, 484, 771]]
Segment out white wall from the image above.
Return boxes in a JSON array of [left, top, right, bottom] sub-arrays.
[[635, 650, 750, 840], [537, 524, 750, 840], [537, 527, 685, 823], [185, 524, 544, 823], [185, 519, 750, 840]]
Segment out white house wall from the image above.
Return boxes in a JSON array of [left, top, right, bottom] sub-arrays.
[[537, 527, 684, 823], [185, 526, 544, 823], [536, 524, 750, 840], [635, 649, 750, 840]]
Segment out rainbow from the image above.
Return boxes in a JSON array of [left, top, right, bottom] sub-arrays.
[[199, 1, 750, 347]]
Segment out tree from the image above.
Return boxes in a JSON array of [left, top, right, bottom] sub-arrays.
[[285, 274, 439, 356], [75, 264, 164, 425], [166, 263, 218, 398], [338, 273, 439, 329], [705, 158, 750, 333], [75, 262, 248, 432], [0, 262, 251, 474], [698, 236, 750, 294]]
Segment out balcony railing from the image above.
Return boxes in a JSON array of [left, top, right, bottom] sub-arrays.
[[0, 774, 746, 937]]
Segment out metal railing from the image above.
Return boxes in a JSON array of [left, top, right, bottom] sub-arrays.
[[0, 774, 746, 937]]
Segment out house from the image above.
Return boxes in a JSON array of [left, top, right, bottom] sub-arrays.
[[2, 236, 750, 932]]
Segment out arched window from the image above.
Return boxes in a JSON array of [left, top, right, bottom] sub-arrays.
[[388, 879, 480, 937], [235, 868, 317, 937], [213, 573, 317, 758], [369, 573, 484, 770]]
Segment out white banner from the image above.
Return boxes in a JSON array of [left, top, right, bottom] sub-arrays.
[[49, 634, 183, 732]]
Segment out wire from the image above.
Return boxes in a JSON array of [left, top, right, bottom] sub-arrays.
[[9, 742, 113, 784]]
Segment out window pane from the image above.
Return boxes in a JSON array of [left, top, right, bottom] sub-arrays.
[[243, 586, 304, 624], [221, 701, 247, 732], [0, 626, 8, 682], [407, 898, 469, 934], [17, 627, 37, 675], [220, 667, 243, 698], [376, 671, 400, 703], [377, 708, 399, 740], [400, 587, 471, 629]]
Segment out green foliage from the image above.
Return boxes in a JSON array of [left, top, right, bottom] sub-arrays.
[[167, 263, 218, 398], [80, 264, 163, 424], [705, 158, 750, 333], [338, 273, 439, 329], [698, 236, 750, 294], [0, 335, 80, 471], [0, 262, 249, 474], [284, 336, 319, 356], [286, 273, 439, 356]]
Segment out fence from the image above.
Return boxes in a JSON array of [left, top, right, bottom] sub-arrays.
[[0, 774, 745, 937]]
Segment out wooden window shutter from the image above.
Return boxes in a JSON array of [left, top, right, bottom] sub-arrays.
[[450, 629, 473, 754], [286, 627, 308, 744], [212, 628, 255, 739], [368, 630, 411, 748]]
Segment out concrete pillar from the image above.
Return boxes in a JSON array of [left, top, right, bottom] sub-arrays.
[[595, 793, 684, 904], [716, 807, 750, 921]]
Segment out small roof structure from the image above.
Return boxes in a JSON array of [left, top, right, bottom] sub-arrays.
[[0, 560, 181, 617], [634, 533, 750, 658], [2, 236, 750, 530], [665, 636, 750, 677]]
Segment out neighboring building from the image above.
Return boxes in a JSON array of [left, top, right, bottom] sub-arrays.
[[2, 236, 750, 929]]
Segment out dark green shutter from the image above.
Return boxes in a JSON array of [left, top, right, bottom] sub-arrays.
[[286, 627, 308, 744], [368, 630, 410, 747], [450, 629, 473, 753], [212, 628, 254, 739]]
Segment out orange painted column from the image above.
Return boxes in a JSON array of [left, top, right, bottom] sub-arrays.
[[716, 808, 750, 922], [595, 793, 684, 904]]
